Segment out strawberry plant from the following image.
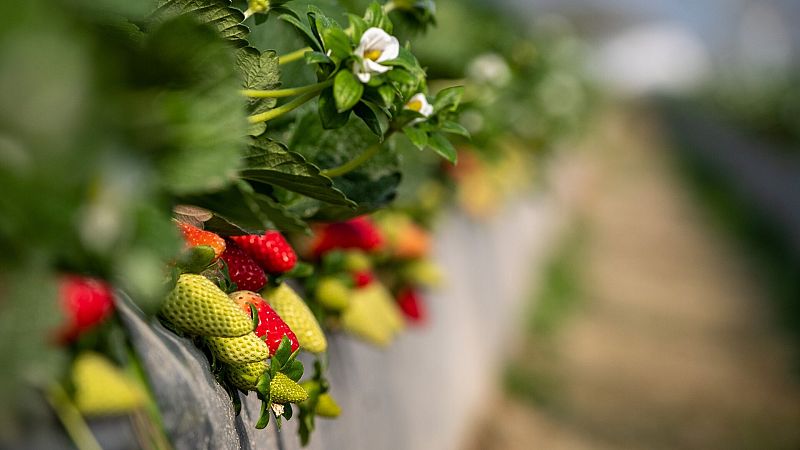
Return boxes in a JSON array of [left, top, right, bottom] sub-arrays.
[[0, 0, 592, 446]]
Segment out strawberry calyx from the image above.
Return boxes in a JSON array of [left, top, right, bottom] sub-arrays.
[[176, 221, 226, 260], [253, 336, 305, 429]]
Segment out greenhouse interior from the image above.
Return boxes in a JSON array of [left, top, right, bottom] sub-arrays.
[[1, 0, 799, 449]]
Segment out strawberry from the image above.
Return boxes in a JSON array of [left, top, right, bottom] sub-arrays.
[[342, 250, 372, 272], [160, 274, 253, 337], [270, 372, 308, 404], [57, 275, 115, 343], [400, 259, 443, 287], [221, 243, 267, 292], [263, 283, 327, 353], [230, 231, 297, 274], [352, 270, 374, 288], [177, 222, 226, 259], [299, 381, 341, 418], [230, 290, 299, 356], [205, 332, 270, 365], [226, 360, 268, 392], [341, 283, 404, 347], [314, 393, 341, 418], [72, 352, 145, 415], [310, 216, 383, 257], [396, 287, 427, 324], [314, 277, 351, 311]]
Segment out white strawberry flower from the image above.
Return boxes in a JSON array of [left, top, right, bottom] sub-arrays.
[[404, 93, 434, 118], [353, 27, 400, 83]]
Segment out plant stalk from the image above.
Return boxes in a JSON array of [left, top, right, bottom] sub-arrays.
[[248, 90, 320, 123], [321, 142, 383, 178], [278, 47, 312, 65], [242, 79, 333, 99], [46, 384, 103, 450]]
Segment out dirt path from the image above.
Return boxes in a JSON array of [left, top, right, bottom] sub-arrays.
[[466, 107, 800, 450]]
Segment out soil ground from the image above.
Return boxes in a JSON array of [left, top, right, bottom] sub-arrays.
[[465, 108, 800, 450]]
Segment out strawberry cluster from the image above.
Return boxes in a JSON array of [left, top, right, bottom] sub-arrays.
[[163, 222, 334, 427]]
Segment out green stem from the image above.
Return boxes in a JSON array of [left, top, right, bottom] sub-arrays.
[[46, 384, 103, 450], [383, 1, 397, 13], [321, 142, 383, 178], [278, 47, 312, 65], [248, 90, 320, 123], [242, 79, 333, 99], [243, 7, 257, 19]]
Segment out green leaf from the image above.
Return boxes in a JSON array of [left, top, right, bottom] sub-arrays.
[[144, 17, 247, 195], [236, 47, 280, 120], [440, 120, 470, 138], [240, 136, 355, 206], [353, 101, 388, 137], [282, 403, 293, 420], [363, 1, 392, 33], [249, 302, 260, 330], [387, 68, 418, 86], [273, 336, 293, 367], [203, 214, 254, 235], [180, 181, 309, 234], [304, 51, 333, 65], [275, 261, 314, 282], [150, 0, 249, 47], [279, 13, 322, 51], [322, 27, 352, 62], [256, 398, 271, 428], [333, 70, 364, 112], [318, 89, 351, 129], [427, 132, 457, 163], [433, 86, 464, 113], [382, 47, 419, 71], [176, 245, 217, 274], [284, 359, 304, 382], [377, 85, 396, 107], [289, 113, 401, 220], [346, 13, 368, 43], [403, 126, 428, 150]]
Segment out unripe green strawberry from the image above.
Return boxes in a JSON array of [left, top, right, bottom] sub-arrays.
[[315, 393, 341, 418], [341, 290, 393, 347], [315, 277, 351, 311], [341, 284, 403, 346], [401, 259, 443, 287], [72, 352, 145, 416], [342, 250, 371, 272], [270, 372, 308, 404], [161, 274, 253, 337], [205, 333, 269, 365], [263, 284, 327, 353], [363, 283, 404, 333], [226, 360, 268, 391]]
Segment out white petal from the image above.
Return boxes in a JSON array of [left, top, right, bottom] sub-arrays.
[[375, 36, 399, 62], [405, 93, 434, 117], [353, 61, 372, 83], [420, 103, 434, 117], [364, 59, 392, 74], [360, 27, 394, 50]]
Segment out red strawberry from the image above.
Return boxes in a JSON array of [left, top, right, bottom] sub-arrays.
[[57, 276, 115, 343], [230, 231, 297, 274], [310, 216, 383, 257], [231, 291, 299, 355], [352, 270, 375, 288], [177, 222, 226, 259], [396, 287, 426, 324], [220, 242, 267, 292]]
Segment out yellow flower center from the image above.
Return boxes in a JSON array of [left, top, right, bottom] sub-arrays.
[[406, 100, 423, 112], [364, 49, 383, 61]]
